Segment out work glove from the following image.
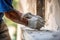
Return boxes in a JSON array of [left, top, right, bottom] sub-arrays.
[[22, 13, 45, 30]]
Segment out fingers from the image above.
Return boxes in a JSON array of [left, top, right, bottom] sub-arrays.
[[23, 13, 45, 30]]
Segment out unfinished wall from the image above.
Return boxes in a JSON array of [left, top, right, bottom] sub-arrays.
[[37, 0, 45, 18], [45, 0, 60, 31]]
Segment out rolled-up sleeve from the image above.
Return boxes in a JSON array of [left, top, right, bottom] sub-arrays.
[[0, 0, 14, 12]]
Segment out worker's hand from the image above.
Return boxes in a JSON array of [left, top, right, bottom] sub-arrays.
[[22, 13, 45, 30]]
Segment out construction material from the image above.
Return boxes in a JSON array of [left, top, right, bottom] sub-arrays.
[[21, 27, 60, 40]]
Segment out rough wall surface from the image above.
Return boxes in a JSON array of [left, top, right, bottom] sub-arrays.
[[18, 0, 36, 14], [45, 0, 60, 31]]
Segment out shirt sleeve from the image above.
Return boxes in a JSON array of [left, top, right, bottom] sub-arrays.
[[0, 0, 14, 12]]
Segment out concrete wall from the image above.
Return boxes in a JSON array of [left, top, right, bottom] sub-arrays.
[[45, 0, 60, 31]]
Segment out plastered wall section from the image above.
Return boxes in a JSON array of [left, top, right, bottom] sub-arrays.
[[45, 0, 60, 31]]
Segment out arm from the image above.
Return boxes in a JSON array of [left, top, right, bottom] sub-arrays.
[[4, 10, 28, 26], [5, 10, 45, 30]]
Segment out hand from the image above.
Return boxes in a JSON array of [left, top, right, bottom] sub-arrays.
[[22, 13, 45, 30]]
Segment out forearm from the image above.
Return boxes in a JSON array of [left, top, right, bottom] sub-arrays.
[[5, 10, 28, 26]]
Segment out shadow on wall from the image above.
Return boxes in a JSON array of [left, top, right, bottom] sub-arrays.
[[58, 0, 60, 6]]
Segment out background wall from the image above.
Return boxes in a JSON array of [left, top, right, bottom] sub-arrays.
[[45, 0, 60, 31], [18, 0, 36, 14]]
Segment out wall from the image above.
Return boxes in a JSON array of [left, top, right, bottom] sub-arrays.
[[37, 0, 45, 18], [45, 0, 60, 31], [18, 0, 36, 14]]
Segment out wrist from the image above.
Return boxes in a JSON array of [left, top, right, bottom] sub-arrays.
[[20, 17, 28, 26]]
